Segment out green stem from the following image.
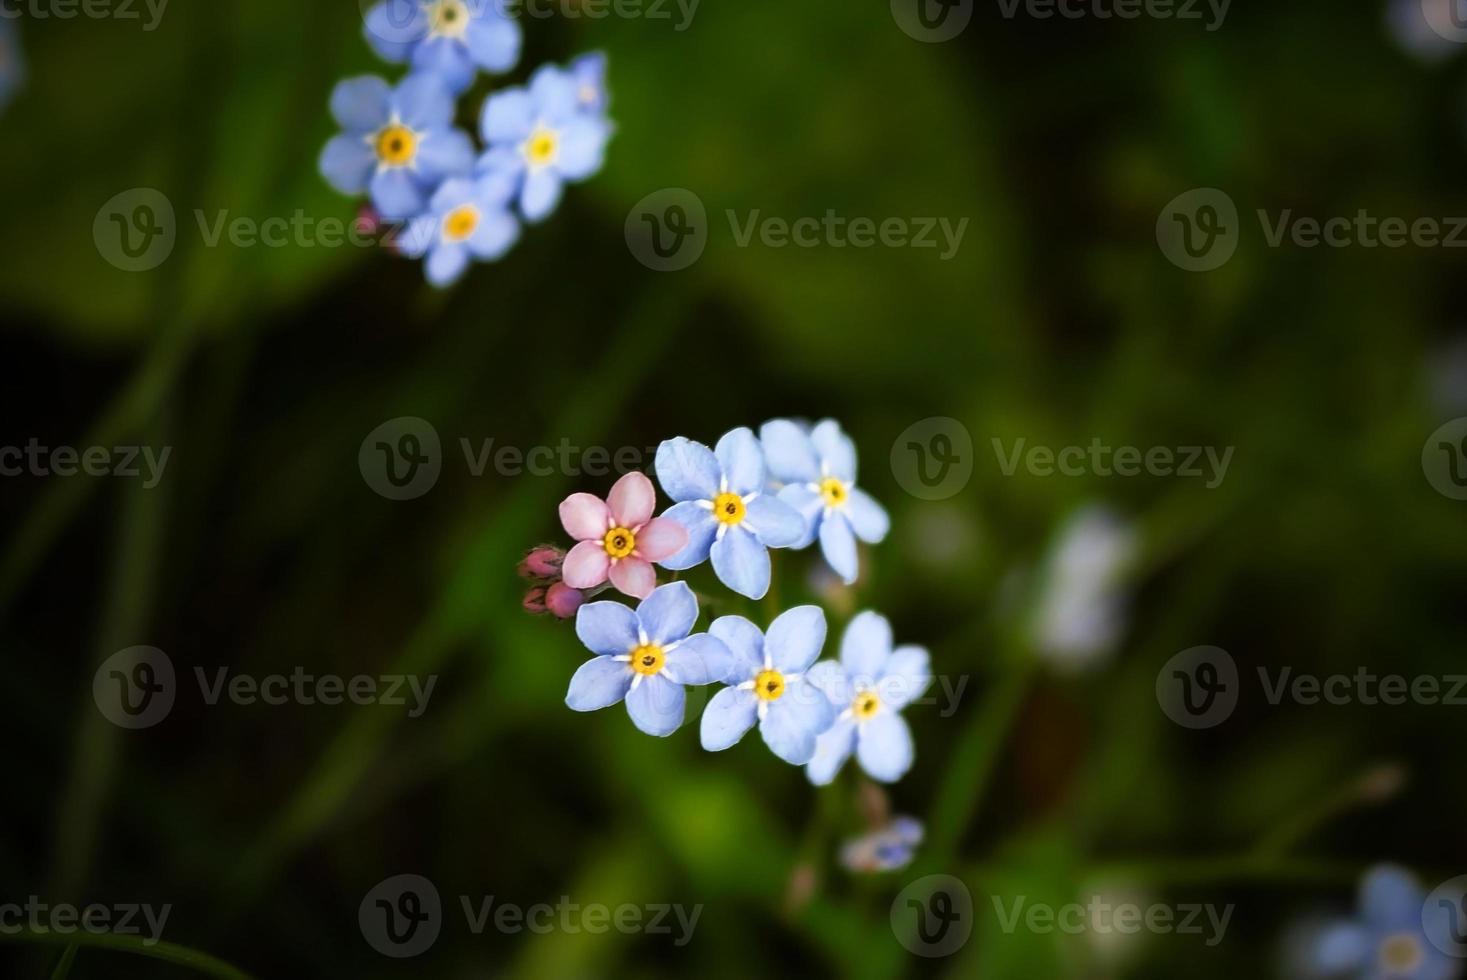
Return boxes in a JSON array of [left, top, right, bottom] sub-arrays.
[[1, 932, 252, 980], [47, 945, 78, 980]]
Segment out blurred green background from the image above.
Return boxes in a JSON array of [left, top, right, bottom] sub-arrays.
[[2, 0, 1466, 976]]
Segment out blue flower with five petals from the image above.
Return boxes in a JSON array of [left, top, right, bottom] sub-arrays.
[[400, 172, 519, 286], [566, 582, 734, 737], [319, 74, 475, 221], [655, 428, 807, 600], [699, 607, 836, 764], [477, 62, 612, 222], [805, 611, 930, 785], [760, 419, 890, 584], [1294, 865, 1463, 980], [364, 0, 522, 94]]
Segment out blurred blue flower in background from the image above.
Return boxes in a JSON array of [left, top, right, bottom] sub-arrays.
[[478, 63, 613, 222], [761, 419, 889, 585], [805, 611, 930, 785], [319, 74, 475, 220], [839, 816, 923, 873], [1290, 865, 1463, 980], [400, 172, 520, 286], [1028, 505, 1138, 672], [699, 608, 835, 764], [364, 0, 522, 94], [0, 17, 23, 114], [655, 430, 806, 600], [570, 51, 609, 113], [567, 582, 734, 737]]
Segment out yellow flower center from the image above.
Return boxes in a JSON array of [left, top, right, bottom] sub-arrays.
[[523, 126, 560, 169], [820, 477, 849, 508], [852, 690, 881, 720], [712, 492, 746, 526], [374, 124, 417, 167], [754, 669, 786, 701], [603, 526, 636, 559], [428, 0, 470, 39], [630, 644, 665, 676], [1378, 933, 1424, 973], [442, 204, 480, 243]]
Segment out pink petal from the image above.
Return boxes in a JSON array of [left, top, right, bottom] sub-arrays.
[[609, 557, 656, 599], [608, 471, 656, 529], [635, 517, 689, 562], [559, 492, 610, 541], [562, 540, 611, 589]]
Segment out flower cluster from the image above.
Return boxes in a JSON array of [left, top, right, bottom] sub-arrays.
[[531, 420, 932, 811], [319, 1, 611, 286]]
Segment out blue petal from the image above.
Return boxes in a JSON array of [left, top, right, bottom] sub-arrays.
[[806, 718, 856, 785], [840, 611, 892, 680], [520, 169, 563, 222], [410, 37, 476, 94], [1360, 865, 1426, 932], [715, 427, 765, 496], [759, 698, 818, 765], [776, 483, 822, 548], [759, 419, 820, 484], [565, 657, 632, 711], [636, 581, 698, 645], [805, 660, 852, 708], [319, 135, 376, 195], [555, 116, 609, 181], [392, 72, 456, 130], [465, 14, 521, 73], [364, 0, 424, 58], [467, 209, 519, 260], [416, 127, 475, 182], [481, 87, 534, 144], [399, 215, 437, 259], [626, 674, 684, 736], [664, 633, 735, 686], [700, 686, 758, 751], [811, 419, 857, 482], [658, 501, 716, 570], [711, 525, 771, 600], [426, 242, 470, 287], [819, 510, 859, 584], [575, 600, 639, 656], [856, 712, 914, 782], [745, 494, 805, 549], [880, 645, 931, 709], [370, 167, 428, 221], [782, 676, 836, 735], [528, 62, 579, 122], [765, 605, 827, 674], [844, 487, 889, 544], [655, 437, 721, 503], [330, 75, 391, 132], [571, 50, 608, 111], [708, 615, 765, 682], [428, 176, 475, 211], [1305, 922, 1369, 974]]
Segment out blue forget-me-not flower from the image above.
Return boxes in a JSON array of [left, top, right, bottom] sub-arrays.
[[364, 0, 521, 94]]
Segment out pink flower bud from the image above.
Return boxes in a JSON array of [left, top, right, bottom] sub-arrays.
[[522, 586, 548, 615], [545, 581, 585, 620], [517, 545, 565, 581]]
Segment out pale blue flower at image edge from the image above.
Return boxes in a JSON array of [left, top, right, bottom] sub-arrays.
[[699, 607, 836, 764], [805, 611, 931, 785], [654, 428, 807, 600], [0, 17, 24, 114], [760, 419, 890, 585], [365, 0, 522, 94], [566, 582, 734, 737], [1299, 865, 1463, 980], [319, 74, 475, 221]]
